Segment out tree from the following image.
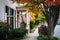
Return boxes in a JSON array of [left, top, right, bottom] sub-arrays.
[[43, 5, 59, 40], [36, 10, 46, 24], [39, 0, 59, 40]]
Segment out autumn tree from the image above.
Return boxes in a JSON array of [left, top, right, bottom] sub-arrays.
[[35, 10, 46, 25], [38, 0, 60, 40], [28, 0, 60, 39]]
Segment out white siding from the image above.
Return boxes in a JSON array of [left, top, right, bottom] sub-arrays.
[[0, 0, 16, 22]]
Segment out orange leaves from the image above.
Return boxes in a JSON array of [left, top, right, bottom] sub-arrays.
[[45, 0, 60, 6], [20, 0, 29, 4], [29, 10, 36, 22], [45, 0, 53, 6], [54, 0, 60, 5], [30, 9, 39, 14]]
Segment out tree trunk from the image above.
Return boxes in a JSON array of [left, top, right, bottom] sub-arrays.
[[47, 26, 54, 40], [40, 2, 59, 40], [44, 6, 59, 40]]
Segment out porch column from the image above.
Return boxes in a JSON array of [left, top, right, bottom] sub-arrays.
[[26, 10, 30, 34], [9, 7, 10, 25], [14, 10, 16, 29], [18, 12, 21, 28], [19, 11, 22, 28], [16, 10, 17, 28]]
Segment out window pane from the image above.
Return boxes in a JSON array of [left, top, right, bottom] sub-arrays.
[[10, 8, 14, 15], [5, 6, 9, 15], [10, 17, 14, 29], [7, 17, 9, 23]]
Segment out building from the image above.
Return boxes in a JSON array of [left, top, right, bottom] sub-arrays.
[[0, 0, 30, 31], [0, 0, 17, 28]]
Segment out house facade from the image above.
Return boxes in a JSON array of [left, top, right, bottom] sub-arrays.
[[0, 0, 30, 30], [0, 0, 17, 28]]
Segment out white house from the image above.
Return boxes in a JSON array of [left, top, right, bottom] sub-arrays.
[[0, 0, 30, 30], [0, 0, 17, 28], [1, 0, 60, 38]]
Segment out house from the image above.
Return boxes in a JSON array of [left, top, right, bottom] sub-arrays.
[[0, 0, 30, 31], [0, 0, 17, 28]]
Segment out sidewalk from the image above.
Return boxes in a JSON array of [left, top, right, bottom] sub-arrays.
[[23, 25, 40, 40]]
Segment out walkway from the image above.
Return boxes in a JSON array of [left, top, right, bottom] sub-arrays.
[[23, 24, 40, 40]]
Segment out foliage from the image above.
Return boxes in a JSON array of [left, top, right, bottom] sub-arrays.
[[30, 21, 35, 29], [37, 34, 49, 40], [38, 25, 48, 35], [8, 28, 27, 39], [0, 28, 9, 40], [0, 22, 11, 29], [0, 22, 10, 40], [0, 28, 27, 40], [13, 28, 27, 39], [11, 0, 60, 39], [35, 20, 40, 25], [37, 35, 59, 40], [51, 37, 59, 40], [0, 22, 27, 40], [36, 10, 46, 23], [39, 1, 59, 39], [29, 10, 36, 22]]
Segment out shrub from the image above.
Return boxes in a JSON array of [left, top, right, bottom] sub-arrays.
[[7, 29, 14, 39], [7, 28, 27, 39], [38, 25, 48, 35], [0, 22, 10, 40], [51, 37, 59, 40], [0, 22, 11, 29], [37, 34, 49, 40], [37, 35, 59, 40], [30, 21, 34, 29], [0, 28, 9, 40], [13, 28, 27, 39], [0, 22, 27, 39]]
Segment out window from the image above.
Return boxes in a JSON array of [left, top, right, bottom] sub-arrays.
[[10, 17, 14, 29], [5, 6, 16, 29], [10, 8, 14, 16], [5, 6, 9, 15], [7, 17, 9, 23]]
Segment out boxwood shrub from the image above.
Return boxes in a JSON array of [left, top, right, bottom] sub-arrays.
[[37, 35, 59, 40], [0, 22, 27, 40], [7, 28, 27, 39], [37, 34, 49, 40]]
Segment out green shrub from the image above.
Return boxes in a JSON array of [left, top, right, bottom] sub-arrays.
[[30, 21, 34, 29], [0, 22, 27, 39], [0, 22, 10, 40], [13, 28, 27, 39], [7, 28, 27, 39], [0, 28, 9, 40], [7, 29, 14, 39], [51, 37, 59, 40], [37, 34, 49, 40], [37, 34, 59, 40]]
